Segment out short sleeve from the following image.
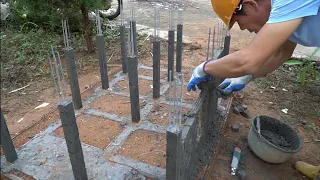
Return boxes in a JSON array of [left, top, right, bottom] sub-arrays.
[[267, 0, 320, 23]]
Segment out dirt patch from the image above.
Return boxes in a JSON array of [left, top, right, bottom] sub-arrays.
[[182, 88, 200, 104], [11, 110, 60, 149], [211, 82, 320, 180], [140, 56, 168, 69], [115, 77, 154, 95], [118, 129, 166, 168], [138, 69, 167, 79], [147, 103, 191, 126], [54, 114, 123, 149], [90, 94, 147, 117]]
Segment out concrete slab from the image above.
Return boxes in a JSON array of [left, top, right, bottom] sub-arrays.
[[1, 134, 143, 180]]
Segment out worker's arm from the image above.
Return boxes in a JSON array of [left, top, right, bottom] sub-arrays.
[[203, 18, 303, 78], [215, 40, 297, 96], [254, 39, 297, 77]]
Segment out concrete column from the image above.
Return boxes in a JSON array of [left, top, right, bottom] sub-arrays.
[[58, 100, 88, 180], [176, 24, 183, 72], [223, 35, 231, 56], [167, 30, 175, 81], [166, 128, 182, 180], [153, 40, 161, 99], [0, 108, 18, 163], [130, 21, 138, 59], [120, 25, 128, 73], [64, 48, 82, 110], [127, 56, 140, 122], [96, 35, 109, 89]]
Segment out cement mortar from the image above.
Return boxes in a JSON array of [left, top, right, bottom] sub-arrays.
[[261, 130, 292, 150]]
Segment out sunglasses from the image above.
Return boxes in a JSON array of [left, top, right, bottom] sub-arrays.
[[234, 0, 243, 14]]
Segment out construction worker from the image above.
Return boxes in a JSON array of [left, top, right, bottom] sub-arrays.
[[187, 0, 320, 96]]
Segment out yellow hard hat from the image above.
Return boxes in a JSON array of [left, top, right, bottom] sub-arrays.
[[211, 0, 241, 29]]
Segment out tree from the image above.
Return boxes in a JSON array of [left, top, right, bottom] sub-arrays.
[[8, 0, 111, 52]]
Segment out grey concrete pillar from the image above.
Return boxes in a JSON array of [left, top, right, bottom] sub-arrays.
[[120, 25, 128, 73], [166, 128, 182, 180], [176, 24, 183, 72], [0, 108, 18, 163], [96, 34, 109, 89], [168, 30, 175, 81], [64, 48, 82, 110], [130, 21, 138, 59], [153, 40, 161, 99], [223, 35, 231, 56], [58, 100, 88, 180], [127, 56, 140, 122]]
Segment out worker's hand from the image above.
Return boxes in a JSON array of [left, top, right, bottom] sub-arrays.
[[217, 75, 254, 97], [187, 61, 211, 92]]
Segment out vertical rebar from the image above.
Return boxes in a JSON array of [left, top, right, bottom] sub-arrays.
[[206, 28, 211, 61], [51, 47, 65, 100], [120, 0, 124, 25], [57, 51, 68, 98], [177, 73, 184, 127], [168, 70, 173, 125], [211, 26, 216, 59], [169, 4, 175, 31], [48, 55, 60, 102], [154, 5, 160, 39], [177, 0, 183, 25], [95, 10, 102, 35]]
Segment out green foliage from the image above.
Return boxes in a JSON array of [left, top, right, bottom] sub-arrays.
[[7, 0, 110, 32], [284, 47, 319, 85], [0, 28, 84, 89]]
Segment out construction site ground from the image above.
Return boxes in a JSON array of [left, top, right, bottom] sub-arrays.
[[1, 0, 319, 179]]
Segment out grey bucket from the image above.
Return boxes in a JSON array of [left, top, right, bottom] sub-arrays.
[[247, 115, 303, 163]]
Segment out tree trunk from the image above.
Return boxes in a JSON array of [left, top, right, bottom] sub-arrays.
[[80, 4, 94, 53]]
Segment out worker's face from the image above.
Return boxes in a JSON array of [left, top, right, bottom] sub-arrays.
[[230, 0, 271, 33]]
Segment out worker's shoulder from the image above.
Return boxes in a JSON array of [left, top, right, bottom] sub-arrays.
[[270, 0, 320, 12], [268, 0, 320, 23]]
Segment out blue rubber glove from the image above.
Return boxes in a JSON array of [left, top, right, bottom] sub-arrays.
[[217, 75, 254, 98], [187, 61, 211, 92]]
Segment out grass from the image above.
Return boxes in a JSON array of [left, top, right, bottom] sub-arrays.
[[0, 26, 125, 92]]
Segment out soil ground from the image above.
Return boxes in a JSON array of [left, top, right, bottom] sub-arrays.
[[1, 0, 319, 179]]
